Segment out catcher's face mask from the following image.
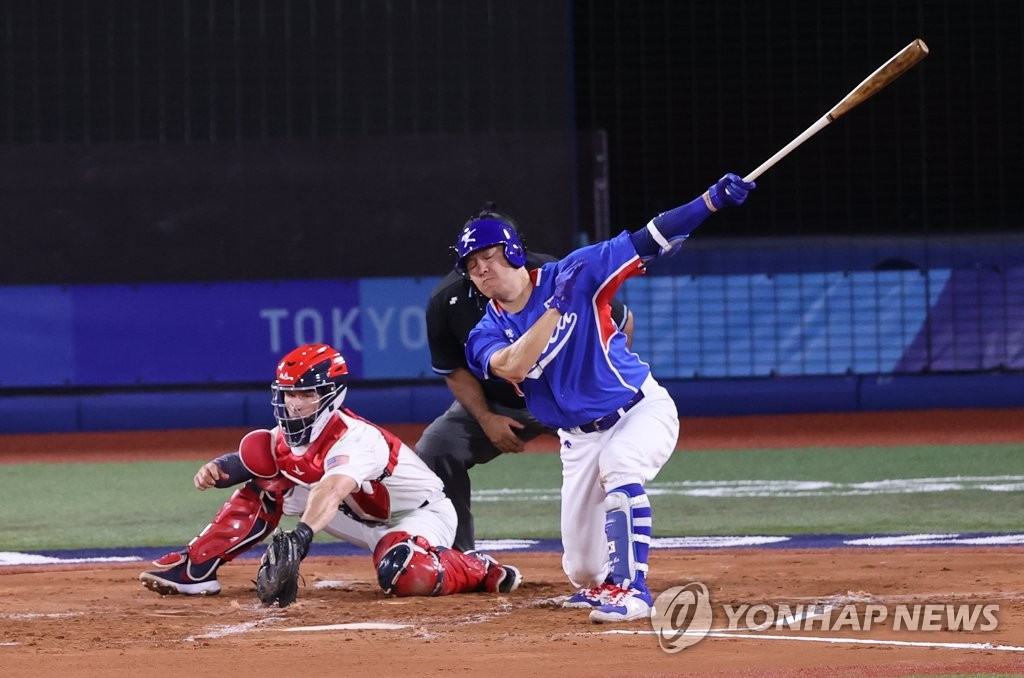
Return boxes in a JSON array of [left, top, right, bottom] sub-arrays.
[[271, 343, 348, 447]]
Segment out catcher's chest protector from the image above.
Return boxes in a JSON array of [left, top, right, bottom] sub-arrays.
[[271, 419, 347, 485]]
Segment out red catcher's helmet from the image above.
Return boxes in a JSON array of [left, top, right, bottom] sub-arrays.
[[271, 343, 349, 447]]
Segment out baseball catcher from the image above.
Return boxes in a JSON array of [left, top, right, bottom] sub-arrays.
[[140, 343, 522, 607]]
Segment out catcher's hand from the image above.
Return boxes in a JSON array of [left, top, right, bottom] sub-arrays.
[[256, 522, 314, 607]]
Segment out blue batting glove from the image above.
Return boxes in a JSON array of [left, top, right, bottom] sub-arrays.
[[706, 173, 756, 210], [545, 259, 587, 314]]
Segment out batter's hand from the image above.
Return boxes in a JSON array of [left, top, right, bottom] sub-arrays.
[[706, 173, 756, 210], [545, 259, 587, 314], [479, 412, 526, 453], [194, 461, 230, 490]]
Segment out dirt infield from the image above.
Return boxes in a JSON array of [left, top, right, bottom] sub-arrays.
[[3, 550, 1024, 677], [2, 408, 1023, 676]]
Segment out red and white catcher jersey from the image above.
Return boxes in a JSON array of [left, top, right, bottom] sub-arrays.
[[271, 408, 445, 525]]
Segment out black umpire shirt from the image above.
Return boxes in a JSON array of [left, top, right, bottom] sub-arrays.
[[425, 251, 630, 410]]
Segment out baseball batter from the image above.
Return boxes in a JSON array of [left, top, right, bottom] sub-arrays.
[[140, 343, 521, 605], [418, 205, 633, 552], [460, 173, 756, 622]]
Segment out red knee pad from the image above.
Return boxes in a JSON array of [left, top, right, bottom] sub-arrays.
[[374, 532, 444, 597], [372, 531, 413, 561], [372, 532, 490, 597]]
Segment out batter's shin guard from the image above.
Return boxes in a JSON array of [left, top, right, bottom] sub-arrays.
[[603, 483, 652, 591]]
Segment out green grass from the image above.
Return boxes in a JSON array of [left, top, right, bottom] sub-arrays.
[[468, 444, 1024, 538], [1, 444, 1021, 551], [1, 460, 229, 550]]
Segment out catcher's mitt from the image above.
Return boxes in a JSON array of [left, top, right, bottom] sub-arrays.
[[256, 522, 314, 607]]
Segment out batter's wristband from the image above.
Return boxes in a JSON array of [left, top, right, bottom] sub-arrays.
[[544, 295, 568, 314], [701, 190, 718, 212]]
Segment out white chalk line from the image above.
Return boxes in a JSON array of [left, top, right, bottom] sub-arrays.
[[0, 611, 82, 620], [473, 475, 1024, 501], [312, 579, 354, 590], [187, 596, 513, 640], [185, 620, 268, 641], [283, 622, 411, 632], [598, 628, 1024, 652], [597, 598, 1024, 652], [6, 531, 1024, 569], [0, 551, 142, 566], [813, 590, 1024, 605], [846, 533, 1024, 546]]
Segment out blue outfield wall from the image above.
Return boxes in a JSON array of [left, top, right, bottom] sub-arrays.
[[4, 374, 1024, 434], [0, 384, 455, 434], [1, 257, 1023, 433], [0, 277, 438, 387]]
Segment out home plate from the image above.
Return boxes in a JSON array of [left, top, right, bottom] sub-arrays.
[[283, 622, 411, 632]]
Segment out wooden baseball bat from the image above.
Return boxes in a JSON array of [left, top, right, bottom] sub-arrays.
[[743, 38, 929, 183]]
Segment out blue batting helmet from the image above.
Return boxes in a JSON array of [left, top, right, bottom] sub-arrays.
[[454, 214, 527, 273]]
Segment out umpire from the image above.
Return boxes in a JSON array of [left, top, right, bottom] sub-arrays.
[[416, 206, 633, 551]]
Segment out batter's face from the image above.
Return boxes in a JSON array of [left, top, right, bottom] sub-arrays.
[[465, 245, 531, 306]]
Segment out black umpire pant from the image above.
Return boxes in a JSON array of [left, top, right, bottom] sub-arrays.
[[414, 400, 554, 552]]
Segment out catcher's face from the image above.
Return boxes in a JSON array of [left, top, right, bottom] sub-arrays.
[[283, 390, 318, 418]]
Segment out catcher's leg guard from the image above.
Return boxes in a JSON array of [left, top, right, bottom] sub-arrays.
[[150, 481, 284, 581], [603, 483, 652, 591], [373, 531, 495, 597]]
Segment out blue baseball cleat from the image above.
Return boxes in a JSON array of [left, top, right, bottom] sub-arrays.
[[562, 582, 621, 609], [589, 586, 653, 623]]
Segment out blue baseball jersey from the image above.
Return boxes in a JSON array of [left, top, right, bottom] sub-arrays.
[[465, 231, 650, 429]]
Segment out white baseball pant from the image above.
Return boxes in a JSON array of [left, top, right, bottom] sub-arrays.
[[283, 485, 458, 552], [557, 373, 679, 588]]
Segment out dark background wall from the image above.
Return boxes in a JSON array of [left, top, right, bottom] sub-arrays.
[[573, 0, 1022, 240], [0, 0, 578, 284], [1, 0, 1021, 284]]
